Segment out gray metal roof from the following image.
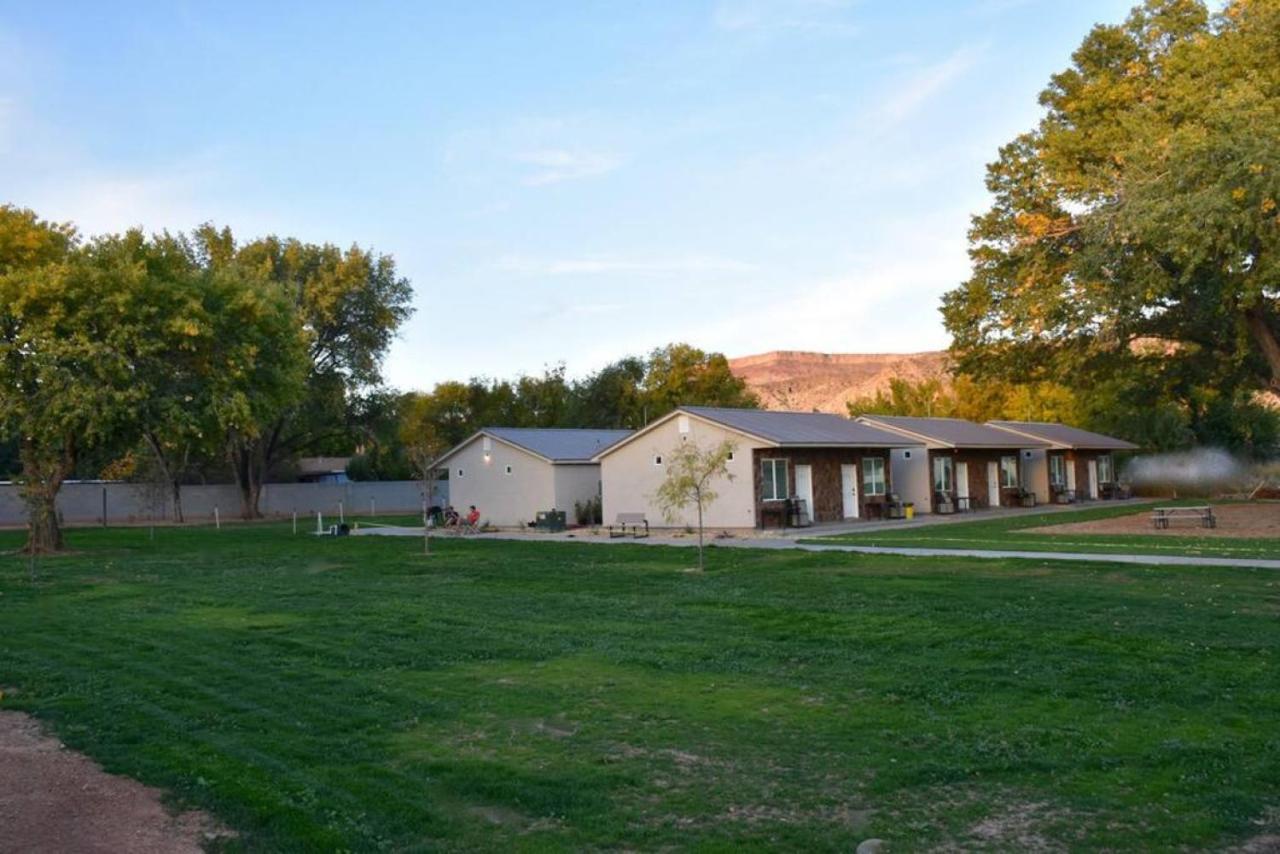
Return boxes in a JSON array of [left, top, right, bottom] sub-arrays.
[[681, 406, 923, 447], [988, 421, 1139, 451], [485, 427, 633, 462], [857, 415, 1051, 449]]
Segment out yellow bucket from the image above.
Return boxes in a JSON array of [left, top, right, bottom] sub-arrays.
[[905, 504, 915, 520]]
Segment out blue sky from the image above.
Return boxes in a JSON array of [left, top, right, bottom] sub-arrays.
[[0, 0, 1134, 390]]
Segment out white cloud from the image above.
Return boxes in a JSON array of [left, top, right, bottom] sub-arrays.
[[494, 254, 757, 275], [669, 238, 969, 358], [880, 44, 985, 126], [516, 149, 621, 186], [713, 0, 858, 35]]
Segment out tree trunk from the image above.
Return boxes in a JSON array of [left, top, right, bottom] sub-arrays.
[[23, 484, 63, 555], [19, 436, 74, 555], [696, 500, 704, 572], [1244, 304, 1280, 391], [143, 433, 185, 524], [228, 439, 264, 519]]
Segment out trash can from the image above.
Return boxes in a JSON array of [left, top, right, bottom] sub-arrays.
[[904, 503, 915, 520], [535, 510, 566, 532]]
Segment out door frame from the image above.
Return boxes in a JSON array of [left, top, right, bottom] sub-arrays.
[[795, 464, 815, 524], [986, 460, 1000, 508], [840, 463, 859, 519]]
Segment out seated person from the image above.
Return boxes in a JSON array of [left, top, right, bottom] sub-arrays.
[[465, 506, 481, 528], [443, 505, 460, 527]]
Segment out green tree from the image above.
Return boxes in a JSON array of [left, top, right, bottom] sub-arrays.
[[847, 375, 1080, 425], [652, 439, 736, 571], [943, 0, 1280, 412], [639, 343, 758, 423], [569, 356, 646, 428], [196, 227, 414, 517], [0, 215, 172, 552]]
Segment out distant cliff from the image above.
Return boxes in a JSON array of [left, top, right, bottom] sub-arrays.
[[728, 350, 950, 415]]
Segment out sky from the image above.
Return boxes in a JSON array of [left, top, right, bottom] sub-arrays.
[[0, 0, 1136, 391]]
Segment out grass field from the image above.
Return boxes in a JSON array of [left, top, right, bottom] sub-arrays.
[[2, 524, 1278, 850], [808, 502, 1280, 560]]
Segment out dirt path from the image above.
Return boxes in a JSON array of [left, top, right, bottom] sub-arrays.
[[1023, 502, 1280, 539], [0, 710, 230, 853]]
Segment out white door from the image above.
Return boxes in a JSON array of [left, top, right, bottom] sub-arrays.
[[1087, 459, 1099, 499], [1066, 457, 1077, 493], [795, 464, 814, 524], [987, 461, 1000, 508], [840, 464, 859, 519], [956, 462, 970, 501]]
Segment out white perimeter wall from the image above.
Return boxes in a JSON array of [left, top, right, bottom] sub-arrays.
[[601, 415, 761, 529], [0, 480, 440, 527], [444, 437, 557, 528], [889, 448, 931, 513]]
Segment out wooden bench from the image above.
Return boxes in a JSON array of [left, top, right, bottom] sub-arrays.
[[608, 512, 649, 539], [1152, 506, 1216, 529]]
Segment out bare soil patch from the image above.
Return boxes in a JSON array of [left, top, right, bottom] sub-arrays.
[[0, 710, 231, 853], [1023, 503, 1280, 539]]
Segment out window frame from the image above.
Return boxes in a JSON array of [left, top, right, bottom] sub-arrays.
[[862, 457, 886, 496], [760, 458, 788, 502], [1097, 454, 1114, 484], [932, 455, 954, 493], [1000, 455, 1019, 489], [1049, 454, 1066, 487]]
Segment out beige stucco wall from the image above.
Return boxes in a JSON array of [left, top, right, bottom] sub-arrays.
[[1021, 449, 1051, 504], [889, 447, 931, 513], [553, 464, 603, 519], [601, 414, 762, 529], [443, 436, 555, 528]]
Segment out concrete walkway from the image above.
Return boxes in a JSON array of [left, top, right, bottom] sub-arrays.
[[353, 524, 1280, 571], [776, 498, 1157, 538]]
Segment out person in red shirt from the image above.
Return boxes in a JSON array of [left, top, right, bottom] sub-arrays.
[[465, 505, 481, 528]]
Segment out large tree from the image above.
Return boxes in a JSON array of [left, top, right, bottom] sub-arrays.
[[195, 227, 414, 517], [943, 0, 1280, 399], [0, 213, 178, 552]]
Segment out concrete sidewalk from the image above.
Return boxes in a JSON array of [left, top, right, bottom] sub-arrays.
[[353, 524, 1280, 571]]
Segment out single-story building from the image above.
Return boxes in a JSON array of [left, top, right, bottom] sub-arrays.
[[431, 427, 632, 527], [987, 421, 1139, 502], [595, 406, 924, 529], [854, 415, 1052, 513]]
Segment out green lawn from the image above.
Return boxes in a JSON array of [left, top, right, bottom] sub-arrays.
[[2, 525, 1278, 850], [808, 502, 1280, 560]]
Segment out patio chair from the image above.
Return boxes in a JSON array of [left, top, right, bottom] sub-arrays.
[[885, 493, 907, 519], [934, 491, 956, 514]]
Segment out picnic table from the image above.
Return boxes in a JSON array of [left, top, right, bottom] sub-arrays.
[[1152, 506, 1216, 529]]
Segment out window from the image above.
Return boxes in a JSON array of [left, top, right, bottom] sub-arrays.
[[1049, 455, 1066, 486], [457, 468, 464, 478], [504, 464, 513, 476], [862, 458, 886, 496], [903, 450, 912, 459], [1098, 454, 1114, 484], [1000, 455, 1019, 488], [727, 451, 735, 461], [761, 458, 787, 501], [932, 456, 953, 493], [653, 455, 663, 466]]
